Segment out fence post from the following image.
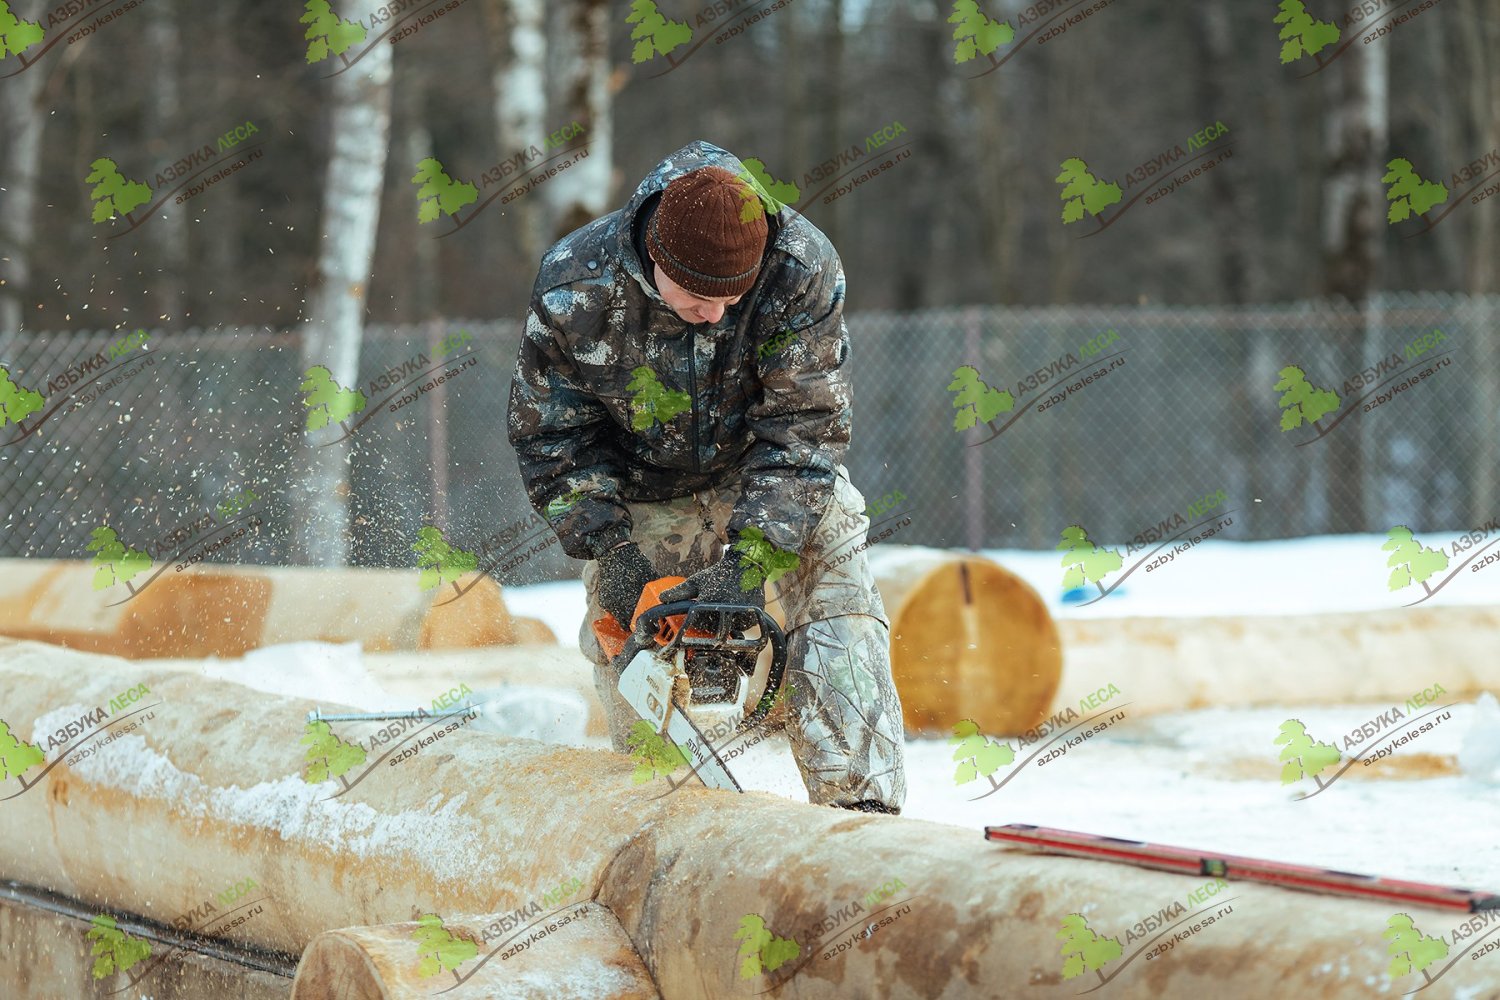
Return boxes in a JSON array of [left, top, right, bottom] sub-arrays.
[[964, 306, 984, 552], [427, 320, 449, 532]]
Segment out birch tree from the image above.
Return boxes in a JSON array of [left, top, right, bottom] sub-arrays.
[[541, 0, 611, 242], [296, 39, 393, 566], [144, 0, 185, 323], [1320, 38, 1387, 534], [0, 49, 45, 335], [486, 0, 547, 268]]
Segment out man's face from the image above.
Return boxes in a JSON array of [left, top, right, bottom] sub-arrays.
[[651, 257, 746, 326]]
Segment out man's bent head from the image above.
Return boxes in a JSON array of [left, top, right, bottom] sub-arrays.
[[646, 165, 768, 324]]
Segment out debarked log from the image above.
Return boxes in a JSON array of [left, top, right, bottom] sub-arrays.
[[0, 638, 1460, 999], [869, 546, 1062, 736]]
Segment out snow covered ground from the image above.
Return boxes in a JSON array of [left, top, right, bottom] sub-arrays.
[[699, 701, 1500, 890], [506, 533, 1500, 642], [497, 534, 1500, 890]]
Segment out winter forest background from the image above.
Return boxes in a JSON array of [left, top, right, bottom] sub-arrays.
[[0, 0, 1496, 581]]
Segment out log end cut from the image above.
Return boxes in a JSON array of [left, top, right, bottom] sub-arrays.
[[876, 547, 1062, 736]]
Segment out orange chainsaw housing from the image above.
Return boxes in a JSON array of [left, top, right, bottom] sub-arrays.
[[593, 576, 719, 662]]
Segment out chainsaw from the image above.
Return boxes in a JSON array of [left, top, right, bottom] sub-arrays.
[[594, 576, 788, 792]]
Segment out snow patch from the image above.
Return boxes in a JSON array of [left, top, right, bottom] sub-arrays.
[[36, 706, 489, 882]]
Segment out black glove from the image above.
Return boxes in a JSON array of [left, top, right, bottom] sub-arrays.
[[596, 542, 658, 628], [659, 548, 765, 615]]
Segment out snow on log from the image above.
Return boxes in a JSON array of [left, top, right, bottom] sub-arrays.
[[1056, 604, 1500, 715], [869, 546, 1062, 736], [0, 637, 1479, 998], [0, 559, 554, 657]]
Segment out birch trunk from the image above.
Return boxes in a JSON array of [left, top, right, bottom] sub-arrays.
[[0, 59, 45, 336], [144, 0, 186, 323], [486, 0, 547, 268], [1319, 40, 1387, 533], [296, 42, 394, 566], [541, 0, 611, 242]]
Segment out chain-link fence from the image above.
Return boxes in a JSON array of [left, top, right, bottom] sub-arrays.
[[2, 292, 1494, 584]]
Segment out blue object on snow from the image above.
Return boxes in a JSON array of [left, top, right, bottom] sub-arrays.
[[1060, 586, 1125, 604]]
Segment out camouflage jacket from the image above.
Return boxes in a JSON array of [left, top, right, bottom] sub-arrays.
[[507, 140, 854, 562]]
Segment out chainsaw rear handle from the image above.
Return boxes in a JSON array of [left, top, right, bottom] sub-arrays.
[[616, 600, 788, 730]]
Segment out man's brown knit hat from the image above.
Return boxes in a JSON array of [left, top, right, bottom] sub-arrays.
[[646, 166, 768, 299]]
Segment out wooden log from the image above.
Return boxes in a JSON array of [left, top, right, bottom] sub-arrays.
[[0, 559, 556, 658], [870, 546, 1062, 736], [416, 571, 558, 649], [0, 637, 1452, 1000], [290, 907, 660, 999], [1055, 604, 1500, 716]]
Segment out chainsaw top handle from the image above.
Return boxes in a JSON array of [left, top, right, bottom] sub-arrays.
[[619, 600, 789, 731]]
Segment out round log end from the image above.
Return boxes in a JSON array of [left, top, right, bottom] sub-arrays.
[[881, 551, 1062, 736]]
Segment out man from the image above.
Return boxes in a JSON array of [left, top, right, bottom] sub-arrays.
[[507, 139, 904, 814]]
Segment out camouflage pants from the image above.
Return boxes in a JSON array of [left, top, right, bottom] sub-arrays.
[[578, 465, 907, 811]]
